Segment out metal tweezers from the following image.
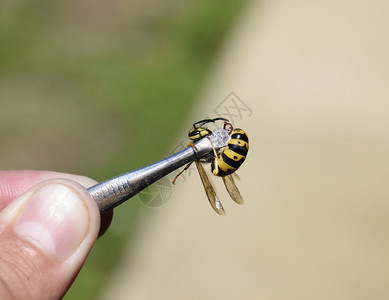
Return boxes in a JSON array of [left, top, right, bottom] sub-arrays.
[[88, 127, 231, 214]]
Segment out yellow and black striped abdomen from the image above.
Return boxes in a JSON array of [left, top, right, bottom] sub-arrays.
[[212, 129, 249, 177]]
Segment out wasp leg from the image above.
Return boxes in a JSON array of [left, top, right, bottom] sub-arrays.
[[172, 161, 194, 184], [188, 142, 198, 152], [172, 142, 198, 185], [223, 121, 234, 133], [205, 135, 221, 175]]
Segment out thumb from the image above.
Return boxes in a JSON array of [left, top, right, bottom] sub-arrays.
[[0, 179, 100, 299]]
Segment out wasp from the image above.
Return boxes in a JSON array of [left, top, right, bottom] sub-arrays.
[[173, 117, 249, 215]]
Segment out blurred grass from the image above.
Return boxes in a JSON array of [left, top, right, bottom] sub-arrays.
[[0, 0, 247, 298]]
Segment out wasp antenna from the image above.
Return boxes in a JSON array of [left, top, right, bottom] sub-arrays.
[[193, 117, 230, 129]]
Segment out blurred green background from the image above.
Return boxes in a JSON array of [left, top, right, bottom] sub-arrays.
[[0, 0, 247, 298]]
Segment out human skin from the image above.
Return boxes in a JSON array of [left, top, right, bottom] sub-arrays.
[[0, 170, 112, 299]]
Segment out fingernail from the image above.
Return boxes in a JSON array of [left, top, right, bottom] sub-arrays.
[[13, 183, 89, 260]]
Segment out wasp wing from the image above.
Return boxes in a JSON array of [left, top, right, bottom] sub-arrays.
[[222, 174, 244, 205], [232, 172, 240, 181], [195, 160, 225, 215]]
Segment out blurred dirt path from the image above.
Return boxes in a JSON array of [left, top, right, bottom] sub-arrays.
[[101, 0, 389, 299]]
